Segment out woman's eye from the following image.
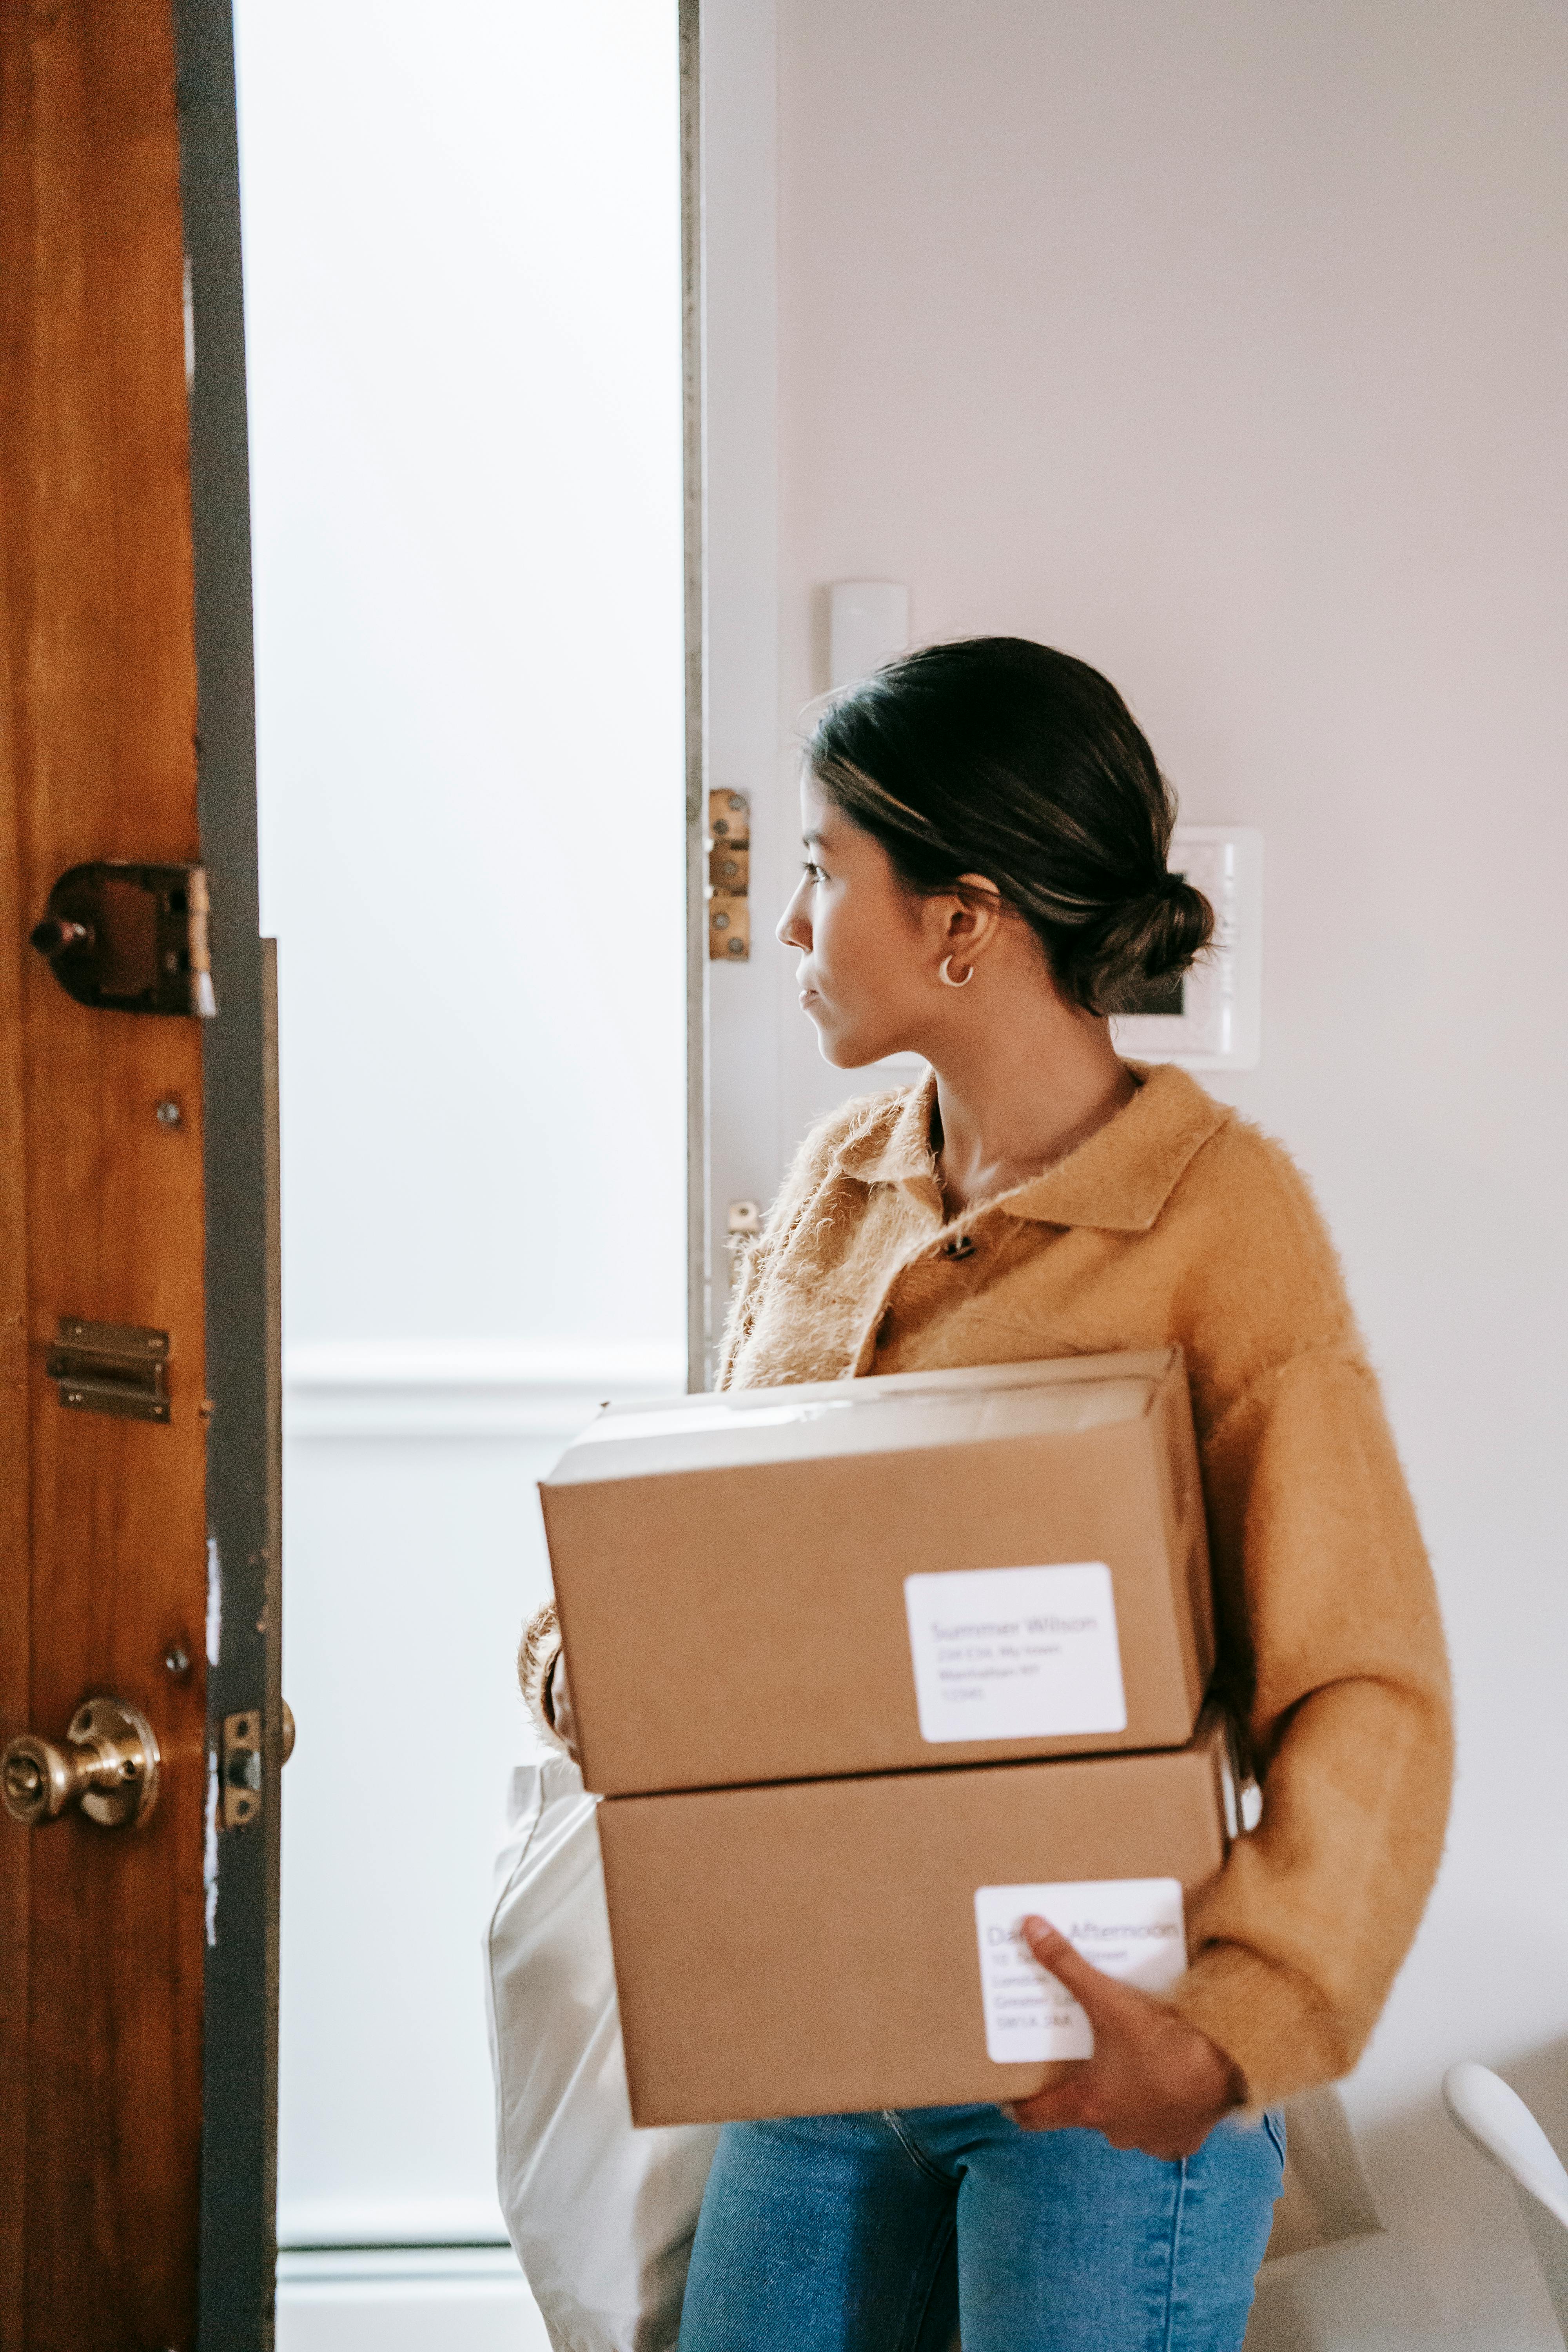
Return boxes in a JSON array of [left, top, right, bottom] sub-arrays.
[[802, 860, 824, 882]]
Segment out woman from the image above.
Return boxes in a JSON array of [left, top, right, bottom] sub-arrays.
[[524, 638, 1452, 2352]]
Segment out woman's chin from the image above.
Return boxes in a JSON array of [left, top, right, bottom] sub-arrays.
[[815, 1026, 906, 1071]]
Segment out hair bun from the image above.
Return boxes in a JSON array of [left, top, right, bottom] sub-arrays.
[[1139, 875, 1214, 980], [1063, 871, 1214, 1013]]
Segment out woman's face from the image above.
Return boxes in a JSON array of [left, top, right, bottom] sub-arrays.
[[777, 775, 936, 1067]]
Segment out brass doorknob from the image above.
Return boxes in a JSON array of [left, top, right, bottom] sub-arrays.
[[0, 1696, 160, 1831]]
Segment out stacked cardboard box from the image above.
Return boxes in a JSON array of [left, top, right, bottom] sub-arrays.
[[541, 1348, 1233, 2127]]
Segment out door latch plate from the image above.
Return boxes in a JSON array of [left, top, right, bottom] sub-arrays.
[[31, 860, 217, 1016], [47, 1317, 171, 1423], [220, 1710, 262, 1829]]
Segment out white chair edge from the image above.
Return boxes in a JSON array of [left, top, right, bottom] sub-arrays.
[[1442, 2061, 1568, 2233]]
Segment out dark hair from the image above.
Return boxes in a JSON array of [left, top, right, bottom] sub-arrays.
[[807, 637, 1213, 1015]]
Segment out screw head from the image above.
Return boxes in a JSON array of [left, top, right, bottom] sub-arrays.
[[163, 1643, 190, 1676], [727, 937, 745, 957], [712, 911, 730, 931], [728, 794, 745, 811], [155, 1099, 182, 1128]]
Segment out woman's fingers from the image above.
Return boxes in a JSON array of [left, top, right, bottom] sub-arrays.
[[1006, 2076, 1093, 2133], [1019, 1917, 1152, 2033], [1003, 1920, 1243, 2156]]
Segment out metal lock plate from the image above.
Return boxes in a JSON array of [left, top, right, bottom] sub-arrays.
[[47, 1317, 171, 1423], [220, 1710, 262, 1830], [708, 789, 750, 962], [30, 860, 217, 1016]]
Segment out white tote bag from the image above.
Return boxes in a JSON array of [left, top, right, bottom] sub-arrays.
[[483, 1755, 720, 2352]]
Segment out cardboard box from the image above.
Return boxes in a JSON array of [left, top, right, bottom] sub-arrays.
[[598, 1717, 1236, 2126], [543, 1348, 1214, 1796]]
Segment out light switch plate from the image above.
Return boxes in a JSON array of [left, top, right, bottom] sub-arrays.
[[828, 581, 909, 692]]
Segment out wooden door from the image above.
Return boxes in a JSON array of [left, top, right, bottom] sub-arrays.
[[0, 0, 276, 2345]]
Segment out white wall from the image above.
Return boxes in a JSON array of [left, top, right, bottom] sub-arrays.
[[707, 1, 1568, 2343], [232, 0, 686, 2323]]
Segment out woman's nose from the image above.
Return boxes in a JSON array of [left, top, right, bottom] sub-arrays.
[[777, 887, 811, 950]]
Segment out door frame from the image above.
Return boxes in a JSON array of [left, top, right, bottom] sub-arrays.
[[682, 0, 789, 1392], [174, 0, 280, 2339], [681, 0, 710, 1394]]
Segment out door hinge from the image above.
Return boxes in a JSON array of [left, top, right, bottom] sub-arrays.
[[47, 1317, 171, 1423], [708, 791, 750, 962], [30, 860, 217, 1016]]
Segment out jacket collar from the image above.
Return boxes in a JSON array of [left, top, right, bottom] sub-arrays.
[[848, 1062, 1230, 1234]]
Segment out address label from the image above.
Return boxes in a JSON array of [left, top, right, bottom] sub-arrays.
[[903, 1561, 1127, 1742], [973, 1878, 1188, 2063]]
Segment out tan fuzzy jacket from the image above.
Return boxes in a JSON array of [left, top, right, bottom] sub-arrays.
[[523, 1063, 1452, 2110]]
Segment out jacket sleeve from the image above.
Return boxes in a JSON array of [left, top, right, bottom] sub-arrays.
[[516, 1599, 572, 1757], [1166, 1343, 1453, 2106]]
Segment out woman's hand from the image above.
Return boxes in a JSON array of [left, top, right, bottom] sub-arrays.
[[545, 1650, 580, 1763], [1005, 1917, 1243, 2160]]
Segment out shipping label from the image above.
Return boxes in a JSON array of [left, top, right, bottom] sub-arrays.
[[903, 1561, 1127, 1742], [973, 1878, 1188, 2063]]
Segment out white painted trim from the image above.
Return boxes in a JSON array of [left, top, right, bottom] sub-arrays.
[[278, 2192, 512, 2247], [277, 2247, 517, 2283], [283, 1338, 687, 1440], [275, 2244, 550, 2345]]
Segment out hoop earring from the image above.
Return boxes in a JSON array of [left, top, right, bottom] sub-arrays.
[[938, 956, 973, 989]]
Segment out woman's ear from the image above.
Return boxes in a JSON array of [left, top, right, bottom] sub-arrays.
[[945, 875, 1006, 963]]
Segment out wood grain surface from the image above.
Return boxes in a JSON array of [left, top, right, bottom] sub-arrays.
[[0, 337, 34, 2352], [0, 0, 210, 2342]]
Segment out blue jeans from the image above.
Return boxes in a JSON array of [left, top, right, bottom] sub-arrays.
[[677, 2105, 1285, 2352]]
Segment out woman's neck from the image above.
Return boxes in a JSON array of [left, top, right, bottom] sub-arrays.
[[930, 995, 1136, 1221]]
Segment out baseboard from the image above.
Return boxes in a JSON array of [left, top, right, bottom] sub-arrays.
[[276, 2245, 551, 2351]]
